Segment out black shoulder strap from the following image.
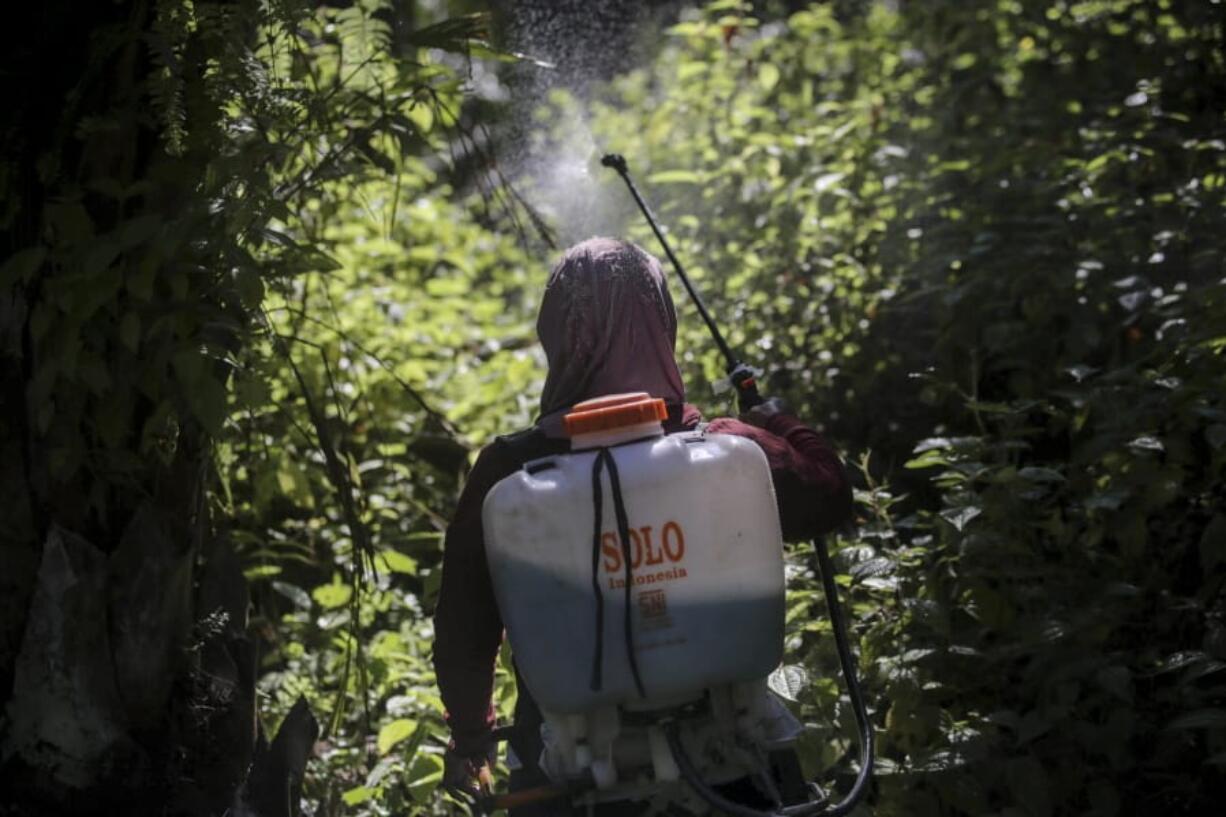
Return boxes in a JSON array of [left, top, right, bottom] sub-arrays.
[[491, 426, 565, 469]]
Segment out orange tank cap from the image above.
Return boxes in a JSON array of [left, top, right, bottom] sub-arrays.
[[563, 392, 669, 437]]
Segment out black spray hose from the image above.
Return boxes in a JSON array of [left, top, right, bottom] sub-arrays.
[[664, 723, 792, 817], [664, 534, 874, 817], [807, 533, 875, 814]]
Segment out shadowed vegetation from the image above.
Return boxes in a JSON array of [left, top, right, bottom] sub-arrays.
[[2, 1, 1224, 815]]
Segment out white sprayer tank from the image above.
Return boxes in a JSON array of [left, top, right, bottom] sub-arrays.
[[483, 393, 786, 714]]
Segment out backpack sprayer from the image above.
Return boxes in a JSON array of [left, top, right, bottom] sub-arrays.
[[471, 156, 873, 817]]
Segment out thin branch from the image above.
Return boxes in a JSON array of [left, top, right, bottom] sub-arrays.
[[429, 88, 557, 249], [266, 305, 465, 440], [266, 318, 375, 580], [266, 315, 379, 738]]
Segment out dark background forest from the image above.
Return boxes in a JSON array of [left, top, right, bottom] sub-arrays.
[[2, 1, 1224, 815]]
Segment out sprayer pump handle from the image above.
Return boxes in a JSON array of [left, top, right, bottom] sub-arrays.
[[729, 363, 764, 412]]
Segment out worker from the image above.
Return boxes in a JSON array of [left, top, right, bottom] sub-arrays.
[[433, 237, 853, 813]]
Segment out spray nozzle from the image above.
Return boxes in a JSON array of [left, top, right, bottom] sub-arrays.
[[600, 153, 628, 173]]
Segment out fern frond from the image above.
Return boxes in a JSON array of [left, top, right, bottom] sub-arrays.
[[146, 0, 194, 155]]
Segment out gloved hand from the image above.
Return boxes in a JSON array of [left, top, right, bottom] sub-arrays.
[[741, 396, 792, 429], [441, 745, 493, 802]]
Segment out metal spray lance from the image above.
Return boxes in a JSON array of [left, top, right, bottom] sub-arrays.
[[600, 153, 764, 412]]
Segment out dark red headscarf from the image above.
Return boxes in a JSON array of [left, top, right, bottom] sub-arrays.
[[536, 238, 686, 435]]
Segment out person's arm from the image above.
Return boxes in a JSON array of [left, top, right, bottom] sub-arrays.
[[432, 447, 508, 759], [706, 404, 853, 541]]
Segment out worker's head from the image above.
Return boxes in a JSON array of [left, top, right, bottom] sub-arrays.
[[537, 237, 685, 423]]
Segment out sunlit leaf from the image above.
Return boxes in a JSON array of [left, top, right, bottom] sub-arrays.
[[341, 786, 375, 806], [377, 718, 418, 755], [272, 580, 311, 610], [941, 506, 981, 532], [1127, 435, 1164, 453], [768, 665, 809, 701], [757, 63, 780, 92], [378, 549, 418, 574], [905, 450, 948, 470], [312, 577, 353, 610], [647, 170, 703, 185]]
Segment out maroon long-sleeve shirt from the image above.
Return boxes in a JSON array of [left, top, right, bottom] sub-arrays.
[[432, 404, 852, 756]]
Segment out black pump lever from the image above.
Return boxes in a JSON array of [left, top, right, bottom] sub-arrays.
[[601, 153, 763, 411]]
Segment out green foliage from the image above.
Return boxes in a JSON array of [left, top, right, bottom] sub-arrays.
[[210, 0, 1226, 813], [12, 0, 1216, 814], [224, 160, 540, 815], [220, 1, 1226, 815], [2, 0, 519, 812], [2, 0, 483, 534], [208, 5, 543, 814], [581, 1, 1226, 814]]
